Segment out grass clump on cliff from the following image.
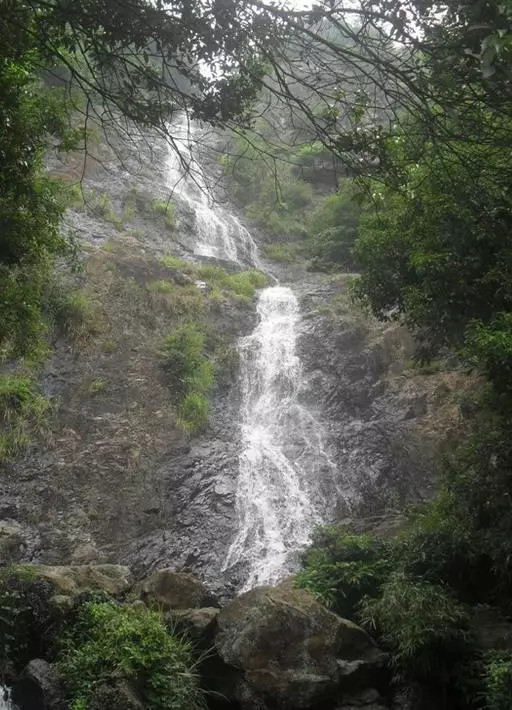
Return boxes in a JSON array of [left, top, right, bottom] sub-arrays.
[[58, 601, 203, 710], [151, 199, 176, 229], [160, 323, 214, 433], [0, 374, 50, 462]]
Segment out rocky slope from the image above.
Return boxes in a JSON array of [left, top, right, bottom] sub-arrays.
[[0, 126, 473, 596]]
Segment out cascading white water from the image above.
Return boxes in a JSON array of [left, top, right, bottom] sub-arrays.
[[223, 286, 337, 590], [165, 118, 337, 590], [166, 114, 260, 266], [0, 687, 13, 710]]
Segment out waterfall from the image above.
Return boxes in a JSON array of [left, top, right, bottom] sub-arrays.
[[223, 286, 336, 590], [165, 114, 259, 266], [165, 118, 337, 590]]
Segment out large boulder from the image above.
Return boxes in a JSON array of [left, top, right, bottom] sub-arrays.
[[135, 569, 215, 610], [24, 564, 133, 596], [12, 659, 62, 710], [214, 584, 387, 709]]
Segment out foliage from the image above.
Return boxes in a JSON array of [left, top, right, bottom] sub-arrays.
[[483, 652, 512, 710], [360, 573, 470, 683], [150, 200, 176, 230], [0, 374, 50, 462], [295, 526, 390, 618], [58, 601, 203, 710], [52, 290, 104, 342], [196, 265, 268, 299], [160, 324, 214, 434], [262, 242, 303, 264], [307, 179, 362, 271]]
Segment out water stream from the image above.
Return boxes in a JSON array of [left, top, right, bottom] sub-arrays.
[[166, 117, 337, 589], [222, 287, 337, 589], [166, 114, 259, 266]]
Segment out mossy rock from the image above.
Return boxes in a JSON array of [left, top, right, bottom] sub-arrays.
[[17, 564, 133, 596], [135, 569, 215, 611]]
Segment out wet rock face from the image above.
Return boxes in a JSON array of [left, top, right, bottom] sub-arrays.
[[295, 274, 468, 518], [213, 582, 388, 710]]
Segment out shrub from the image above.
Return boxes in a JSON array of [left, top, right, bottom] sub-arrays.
[[160, 324, 207, 394], [161, 253, 196, 274], [151, 199, 176, 229], [196, 265, 268, 299], [0, 374, 50, 462], [484, 652, 512, 710], [58, 601, 203, 710], [52, 290, 103, 341], [262, 242, 302, 263], [359, 572, 470, 682], [160, 323, 214, 433], [295, 526, 390, 617], [177, 392, 209, 433], [146, 280, 175, 294]]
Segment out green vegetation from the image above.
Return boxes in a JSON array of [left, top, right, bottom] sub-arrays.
[[296, 527, 390, 617], [0, 375, 50, 462], [150, 200, 176, 230], [58, 601, 203, 710], [53, 290, 104, 342], [196, 266, 268, 300], [160, 324, 214, 433], [262, 242, 303, 264], [484, 653, 512, 710]]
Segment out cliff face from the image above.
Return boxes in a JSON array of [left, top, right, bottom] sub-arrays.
[[0, 129, 471, 593]]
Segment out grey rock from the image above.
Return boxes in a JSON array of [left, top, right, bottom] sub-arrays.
[[214, 583, 387, 709], [12, 659, 61, 710]]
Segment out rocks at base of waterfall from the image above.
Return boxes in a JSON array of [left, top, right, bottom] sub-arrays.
[[11, 660, 62, 710], [169, 607, 220, 647], [213, 582, 388, 710], [0, 519, 41, 565], [134, 568, 217, 610], [470, 604, 512, 651], [23, 564, 133, 597], [88, 680, 144, 710]]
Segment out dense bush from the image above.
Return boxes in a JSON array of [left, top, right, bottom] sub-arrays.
[[360, 573, 470, 683], [307, 179, 362, 271], [58, 601, 204, 710], [295, 526, 390, 618], [483, 653, 512, 710]]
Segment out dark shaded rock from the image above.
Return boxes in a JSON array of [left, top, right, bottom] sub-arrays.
[[89, 680, 144, 710], [214, 583, 387, 709], [12, 659, 61, 710], [170, 606, 219, 647], [471, 604, 512, 651], [135, 569, 216, 610]]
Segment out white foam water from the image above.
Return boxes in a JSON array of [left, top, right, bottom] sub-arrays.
[[223, 286, 337, 590], [165, 114, 260, 266]]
